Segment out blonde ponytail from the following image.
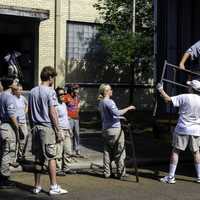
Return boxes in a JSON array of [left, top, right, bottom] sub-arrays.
[[97, 84, 110, 101]]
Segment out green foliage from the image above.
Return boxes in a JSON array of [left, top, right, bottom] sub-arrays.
[[93, 0, 153, 83]]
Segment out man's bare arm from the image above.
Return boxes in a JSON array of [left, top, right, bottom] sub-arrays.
[[49, 106, 63, 142], [157, 83, 172, 103], [10, 116, 19, 141], [179, 53, 191, 69]]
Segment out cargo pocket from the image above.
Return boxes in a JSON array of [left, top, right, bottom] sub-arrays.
[[9, 141, 16, 153], [45, 144, 57, 158]]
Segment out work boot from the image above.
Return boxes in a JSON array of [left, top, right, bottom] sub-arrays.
[[0, 176, 16, 189]]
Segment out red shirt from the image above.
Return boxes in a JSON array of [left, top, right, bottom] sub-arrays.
[[64, 94, 80, 119]]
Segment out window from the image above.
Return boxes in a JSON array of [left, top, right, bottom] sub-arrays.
[[67, 21, 99, 60]]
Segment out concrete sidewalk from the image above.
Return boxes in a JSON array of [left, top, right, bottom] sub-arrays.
[[12, 128, 104, 172], [13, 127, 193, 172]]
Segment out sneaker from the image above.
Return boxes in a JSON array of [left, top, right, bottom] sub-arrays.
[[76, 150, 81, 155], [119, 173, 130, 181], [160, 176, 176, 184], [63, 168, 77, 174], [56, 171, 66, 176], [104, 173, 116, 179], [49, 185, 68, 195], [104, 174, 110, 179], [33, 186, 42, 194], [196, 178, 200, 183]]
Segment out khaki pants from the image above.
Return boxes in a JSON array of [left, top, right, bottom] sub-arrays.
[[0, 123, 16, 177], [103, 127, 126, 178], [18, 123, 28, 159], [56, 129, 72, 171], [32, 125, 56, 166], [69, 118, 80, 152]]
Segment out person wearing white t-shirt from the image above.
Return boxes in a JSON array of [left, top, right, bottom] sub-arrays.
[[12, 84, 28, 161], [157, 80, 200, 184], [55, 87, 76, 176]]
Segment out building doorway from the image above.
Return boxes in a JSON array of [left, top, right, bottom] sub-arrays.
[[0, 15, 39, 89]]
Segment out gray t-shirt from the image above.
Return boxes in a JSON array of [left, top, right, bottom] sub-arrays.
[[29, 85, 57, 127], [98, 98, 121, 130], [14, 95, 28, 124], [56, 102, 71, 129], [0, 90, 17, 122], [186, 41, 200, 74], [186, 40, 200, 60]]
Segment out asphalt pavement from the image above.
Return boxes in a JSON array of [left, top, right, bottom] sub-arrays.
[[2, 163, 200, 200], [5, 127, 199, 200]]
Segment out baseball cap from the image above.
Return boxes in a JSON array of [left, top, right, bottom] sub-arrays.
[[186, 80, 200, 91]]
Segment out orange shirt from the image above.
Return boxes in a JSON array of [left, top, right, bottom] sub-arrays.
[[63, 94, 80, 119]]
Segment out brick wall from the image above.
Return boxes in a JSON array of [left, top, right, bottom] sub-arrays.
[[69, 0, 99, 23], [0, 0, 98, 86]]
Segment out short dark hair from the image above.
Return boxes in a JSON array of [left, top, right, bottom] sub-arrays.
[[65, 84, 79, 94], [40, 66, 57, 81], [55, 86, 64, 96], [0, 77, 14, 90]]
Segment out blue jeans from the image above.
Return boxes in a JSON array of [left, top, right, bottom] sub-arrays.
[[69, 118, 80, 152]]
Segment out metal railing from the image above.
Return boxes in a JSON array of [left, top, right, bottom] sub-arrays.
[[65, 82, 153, 89]]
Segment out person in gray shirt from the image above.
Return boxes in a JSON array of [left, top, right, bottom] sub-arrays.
[[98, 84, 135, 180], [29, 66, 67, 195], [12, 83, 28, 161], [179, 40, 200, 79], [0, 77, 19, 188]]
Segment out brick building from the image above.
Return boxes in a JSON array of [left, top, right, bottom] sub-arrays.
[[0, 1, 154, 112], [0, 0, 99, 89]]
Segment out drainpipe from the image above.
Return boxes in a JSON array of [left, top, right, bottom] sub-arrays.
[[153, 0, 157, 84], [54, 0, 61, 87], [129, 0, 136, 104], [54, 0, 57, 86], [68, 0, 71, 20]]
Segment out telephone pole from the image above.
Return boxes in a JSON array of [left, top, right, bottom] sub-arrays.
[[132, 0, 136, 33], [129, 0, 136, 104]]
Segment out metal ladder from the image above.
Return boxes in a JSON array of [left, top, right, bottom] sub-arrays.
[[121, 118, 139, 182], [153, 61, 200, 137], [90, 118, 139, 182]]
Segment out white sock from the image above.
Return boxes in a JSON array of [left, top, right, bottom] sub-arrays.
[[169, 164, 177, 177], [195, 163, 200, 178], [51, 184, 58, 189]]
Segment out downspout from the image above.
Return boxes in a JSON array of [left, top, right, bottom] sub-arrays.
[[152, 0, 158, 117], [54, 0, 57, 86], [129, 0, 136, 104], [68, 0, 71, 20], [153, 0, 157, 84], [65, 0, 71, 82], [54, 0, 62, 87]]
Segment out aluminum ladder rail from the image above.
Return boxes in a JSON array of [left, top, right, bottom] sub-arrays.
[[121, 118, 139, 182]]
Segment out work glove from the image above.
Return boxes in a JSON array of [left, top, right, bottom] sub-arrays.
[[156, 82, 163, 91]]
